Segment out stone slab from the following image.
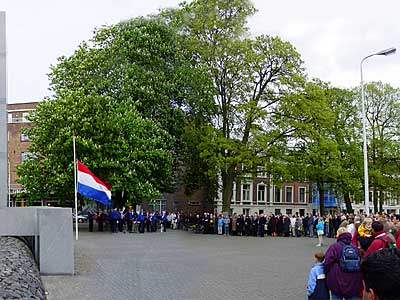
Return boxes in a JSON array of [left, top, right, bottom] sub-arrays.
[[38, 207, 74, 275], [0, 207, 38, 235]]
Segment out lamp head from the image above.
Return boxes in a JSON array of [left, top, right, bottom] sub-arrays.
[[375, 47, 396, 56]]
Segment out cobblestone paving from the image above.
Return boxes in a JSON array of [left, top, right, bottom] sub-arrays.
[[42, 227, 335, 300]]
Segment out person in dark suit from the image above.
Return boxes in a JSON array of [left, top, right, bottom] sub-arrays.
[[244, 215, 251, 236], [267, 214, 276, 236], [252, 214, 259, 237], [258, 214, 266, 237], [97, 208, 105, 232], [88, 208, 95, 232], [237, 215, 244, 236]]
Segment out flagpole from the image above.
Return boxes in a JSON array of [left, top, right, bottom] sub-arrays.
[[73, 135, 78, 241]]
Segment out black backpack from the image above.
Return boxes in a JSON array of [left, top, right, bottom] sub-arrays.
[[339, 242, 360, 273]]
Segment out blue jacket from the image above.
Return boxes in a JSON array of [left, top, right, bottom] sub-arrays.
[[162, 214, 167, 222], [109, 210, 119, 220], [218, 218, 224, 226], [307, 263, 325, 296], [137, 213, 144, 222], [316, 220, 324, 231], [151, 214, 158, 223]]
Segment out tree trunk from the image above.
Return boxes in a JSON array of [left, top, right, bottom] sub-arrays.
[[379, 190, 384, 213], [373, 187, 378, 213], [317, 181, 325, 216], [221, 167, 235, 213], [344, 193, 353, 213], [114, 191, 124, 208]]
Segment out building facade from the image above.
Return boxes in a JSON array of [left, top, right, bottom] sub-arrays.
[[7, 102, 400, 214], [214, 174, 312, 216], [7, 102, 37, 206]]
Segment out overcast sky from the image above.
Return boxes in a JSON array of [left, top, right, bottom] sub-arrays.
[[1, 0, 399, 103]]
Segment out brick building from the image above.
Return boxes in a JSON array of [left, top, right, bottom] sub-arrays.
[[7, 102, 37, 205]]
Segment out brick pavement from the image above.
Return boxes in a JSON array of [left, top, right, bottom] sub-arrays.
[[42, 227, 335, 300]]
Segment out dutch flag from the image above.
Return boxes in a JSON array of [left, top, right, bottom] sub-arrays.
[[77, 160, 111, 206]]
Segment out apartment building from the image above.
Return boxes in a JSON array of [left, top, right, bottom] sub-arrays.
[[7, 102, 37, 205], [215, 174, 312, 216]]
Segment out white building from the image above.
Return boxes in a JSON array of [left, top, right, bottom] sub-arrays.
[[215, 174, 312, 216]]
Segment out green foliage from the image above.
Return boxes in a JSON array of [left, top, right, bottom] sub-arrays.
[[279, 80, 362, 214], [163, 0, 306, 211], [362, 82, 400, 211], [17, 18, 205, 205]]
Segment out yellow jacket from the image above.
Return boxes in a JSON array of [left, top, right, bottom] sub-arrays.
[[358, 223, 372, 237]]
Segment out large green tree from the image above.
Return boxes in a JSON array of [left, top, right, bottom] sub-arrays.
[[18, 18, 205, 206], [363, 81, 400, 212], [280, 81, 362, 215], [164, 0, 306, 212]]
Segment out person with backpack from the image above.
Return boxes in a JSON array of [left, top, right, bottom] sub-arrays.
[[307, 252, 329, 300], [365, 221, 396, 256], [324, 227, 363, 300]]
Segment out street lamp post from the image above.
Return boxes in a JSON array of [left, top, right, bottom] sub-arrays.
[[360, 47, 396, 216]]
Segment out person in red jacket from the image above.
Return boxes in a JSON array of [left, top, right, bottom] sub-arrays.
[[365, 221, 392, 256]]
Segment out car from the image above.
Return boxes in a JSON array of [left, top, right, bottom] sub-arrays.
[[72, 213, 88, 223]]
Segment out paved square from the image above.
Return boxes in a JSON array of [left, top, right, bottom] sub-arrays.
[[42, 229, 334, 300]]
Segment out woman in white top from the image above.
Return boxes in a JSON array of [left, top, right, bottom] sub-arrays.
[[346, 218, 356, 238]]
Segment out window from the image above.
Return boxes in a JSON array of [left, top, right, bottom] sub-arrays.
[[156, 199, 167, 212], [274, 186, 281, 203], [275, 209, 281, 215], [259, 209, 264, 215], [257, 166, 268, 178], [243, 208, 250, 216], [299, 209, 305, 217], [242, 184, 251, 203], [21, 151, 33, 163], [20, 133, 30, 142], [8, 113, 12, 123], [257, 184, 265, 203], [286, 209, 292, 215], [22, 112, 30, 123], [285, 186, 293, 203], [299, 187, 306, 203]]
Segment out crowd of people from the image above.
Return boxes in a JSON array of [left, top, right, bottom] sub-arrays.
[[86, 208, 400, 299], [86, 208, 400, 246], [306, 215, 400, 300]]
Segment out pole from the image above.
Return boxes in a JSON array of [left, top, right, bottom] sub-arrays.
[[73, 136, 78, 240], [360, 60, 370, 216], [8, 158, 10, 206], [359, 48, 396, 216], [0, 12, 8, 208]]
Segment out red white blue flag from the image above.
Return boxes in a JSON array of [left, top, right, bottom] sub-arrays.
[[77, 160, 111, 206]]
